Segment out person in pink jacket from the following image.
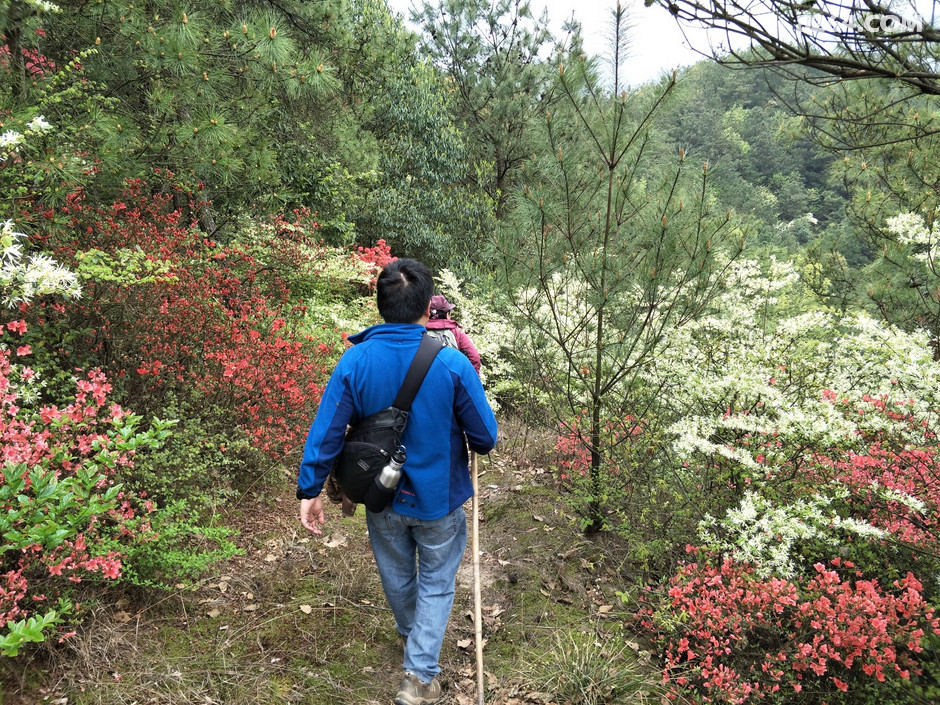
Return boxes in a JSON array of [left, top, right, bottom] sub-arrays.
[[426, 295, 482, 374]]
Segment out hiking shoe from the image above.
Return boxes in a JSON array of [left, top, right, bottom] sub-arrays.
[[394, 672, 441, 705]]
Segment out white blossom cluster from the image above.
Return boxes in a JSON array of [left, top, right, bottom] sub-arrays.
[[657, 253, 940, 464], [1, 220, 82, 307], [26, 115, 53, 133], [6, 359, 48, 406], [888, 210, 940, 266], [0, 115, 54, 163], [699, 489, 886, 579], [0, 131, 25, 152], [24, 0, 61, 12], [869, 481, 929, 515]]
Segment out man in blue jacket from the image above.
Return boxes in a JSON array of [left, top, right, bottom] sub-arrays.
[[297, 258, 498, 705]]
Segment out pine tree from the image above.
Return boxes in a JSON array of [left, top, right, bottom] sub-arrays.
[[497, 6, 743, 532], [5, 0, 345, 215], [412, 0, 574, 217]]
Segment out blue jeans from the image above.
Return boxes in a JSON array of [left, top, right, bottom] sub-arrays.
[[366, 506, 467, 683]]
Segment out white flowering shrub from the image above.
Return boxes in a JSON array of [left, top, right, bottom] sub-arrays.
[[0, 218, 82, 409], [698, 489, 886, 579], [655, 255, 940, 467], [0, 220, 81, 307], [887, 210, 940, 269], [0, 114, 54, 163], [641, 248, 940, 589]]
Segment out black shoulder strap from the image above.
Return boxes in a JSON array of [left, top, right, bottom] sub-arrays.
[[392, 333, 444, 412]]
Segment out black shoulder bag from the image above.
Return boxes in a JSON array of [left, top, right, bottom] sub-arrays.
[[332, 334, 443, 509]]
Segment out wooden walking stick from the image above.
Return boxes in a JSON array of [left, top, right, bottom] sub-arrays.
[[471, 451, 485, 704]]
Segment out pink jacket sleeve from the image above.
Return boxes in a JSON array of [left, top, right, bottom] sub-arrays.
[[453, 328, 482, 374]]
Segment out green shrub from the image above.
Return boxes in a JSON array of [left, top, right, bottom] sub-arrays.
[[117, 395, 255, 511], [115, 500, 242, 590]]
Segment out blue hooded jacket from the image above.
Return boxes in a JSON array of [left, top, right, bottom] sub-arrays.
[[298, 323, 498, 520]]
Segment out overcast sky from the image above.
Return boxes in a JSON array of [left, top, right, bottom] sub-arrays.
[[385, 0, 938, 87], [532, 0, 709, 85], [385, 0, 711, 86]]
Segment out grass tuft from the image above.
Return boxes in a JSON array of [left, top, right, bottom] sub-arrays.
[[516, 628, 663, 705]]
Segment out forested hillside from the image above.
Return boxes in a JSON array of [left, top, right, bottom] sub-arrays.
[[2, 0, 940, 703], [657, 62, 856, 254]]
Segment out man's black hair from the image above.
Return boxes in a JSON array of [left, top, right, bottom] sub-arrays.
[[376, 258, 434, 323]]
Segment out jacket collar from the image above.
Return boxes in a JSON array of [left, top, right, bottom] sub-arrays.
[[347, 322, 426, 346]]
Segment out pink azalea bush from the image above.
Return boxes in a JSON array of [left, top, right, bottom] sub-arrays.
[[640, 548, 940, 703], [0, 339, 170, 655]]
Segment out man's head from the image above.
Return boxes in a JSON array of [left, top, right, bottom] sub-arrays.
[[376, 258, 434, 323]]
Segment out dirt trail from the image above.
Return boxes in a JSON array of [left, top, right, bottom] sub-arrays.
[[15, 454, 636, 705]]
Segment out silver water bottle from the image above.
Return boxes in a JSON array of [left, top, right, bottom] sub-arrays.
[[376, 446, 407, 488], [364, 446, 407, 512]]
